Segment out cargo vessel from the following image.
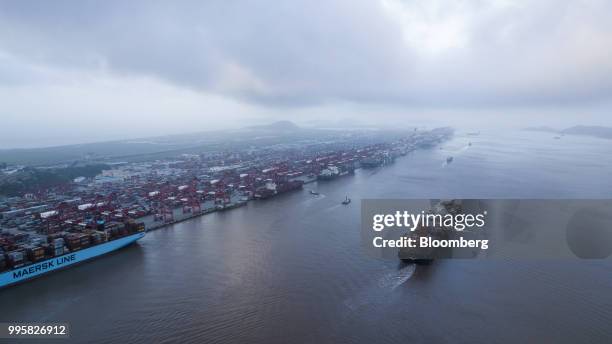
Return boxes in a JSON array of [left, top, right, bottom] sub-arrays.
[[360, 154, 394, 168], [0, 228, 145, 289], [398, 200, 461, 264], [253, 180, 304, 200], [317, 165, 354, 180]]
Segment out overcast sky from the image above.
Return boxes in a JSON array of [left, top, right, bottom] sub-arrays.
[[1, 0, 611, 148]]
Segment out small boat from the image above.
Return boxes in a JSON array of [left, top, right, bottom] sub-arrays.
[[446, 156, 453, 163], [342, 196, 351, 205], [309, 190, 320, 195]]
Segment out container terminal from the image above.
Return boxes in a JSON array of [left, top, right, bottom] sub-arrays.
[[0, 127, 452, 287]]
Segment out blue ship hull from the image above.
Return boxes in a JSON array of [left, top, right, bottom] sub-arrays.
[[0, 232, 145, 288]]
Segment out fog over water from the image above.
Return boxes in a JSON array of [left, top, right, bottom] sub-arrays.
[[2, 130, 612, 343]]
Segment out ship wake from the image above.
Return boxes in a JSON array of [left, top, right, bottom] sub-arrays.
[[343, 264, 415, 311]]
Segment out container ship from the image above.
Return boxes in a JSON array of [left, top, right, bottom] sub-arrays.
[[0, 221, 145, 288], [317, 165, 354, 181], [253, 180, 303, 200], [398, 200, 460, 264], [360, 152, 396, 168]]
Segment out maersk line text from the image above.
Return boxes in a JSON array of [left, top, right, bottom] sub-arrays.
[[12, 254, 76, 279]]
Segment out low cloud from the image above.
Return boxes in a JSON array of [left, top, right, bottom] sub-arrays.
[[1, 0, 611, 146]]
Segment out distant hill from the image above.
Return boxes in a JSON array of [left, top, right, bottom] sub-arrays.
[[0, 121, 410, 167], [561, 126, 612, 139], [525, 125, 612, 139], [0, 122, 315, 166]]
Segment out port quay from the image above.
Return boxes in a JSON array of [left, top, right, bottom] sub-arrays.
[[0, 128, 452, 287]]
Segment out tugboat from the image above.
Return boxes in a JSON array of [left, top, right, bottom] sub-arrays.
[[341, 196, 351, 205], [309, 190, 320, 195]]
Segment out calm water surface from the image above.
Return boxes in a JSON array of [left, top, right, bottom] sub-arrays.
[[2, 130, 612, 343]]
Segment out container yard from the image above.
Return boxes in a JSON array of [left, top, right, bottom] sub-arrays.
[[0, 127, 453, 287]]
